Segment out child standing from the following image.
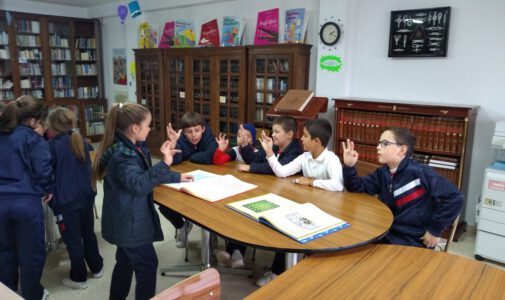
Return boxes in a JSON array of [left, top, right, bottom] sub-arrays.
[[341, 127, 463, 248], [238, 116, 302, 174], [160, 111, 218, 247], [93, 103, 191, 300], [47, 107, 103, 290], [212, 123, 257, 165], [0, 96, 53, 300], [255, 118, 344, 287]]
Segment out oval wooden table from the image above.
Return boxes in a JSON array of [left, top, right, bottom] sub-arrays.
[[154, 161, 393, 269]]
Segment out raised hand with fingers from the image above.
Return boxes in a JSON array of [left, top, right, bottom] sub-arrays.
[[341, 138, 359, 167], [215, 133, 229, 152], [166, 123, 182, 149], [160, 140, 181, 166], [259, 130, 274, 157]]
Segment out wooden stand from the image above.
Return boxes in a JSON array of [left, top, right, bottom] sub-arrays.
[[266, 96, 328, 139]]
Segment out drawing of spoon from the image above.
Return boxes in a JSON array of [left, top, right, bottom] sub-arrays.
[[443, 12, 447, 25], [438, 12, 443, 25], [403, 34, 407, 48]]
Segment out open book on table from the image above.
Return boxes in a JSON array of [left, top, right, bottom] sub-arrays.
[[226, 193, 349, 243], [162, 170, 257, 202]]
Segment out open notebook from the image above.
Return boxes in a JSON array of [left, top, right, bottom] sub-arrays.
[[162, 170, 257, 202]]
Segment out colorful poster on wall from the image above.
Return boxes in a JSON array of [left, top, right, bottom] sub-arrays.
[[112, 48, 127, 85]]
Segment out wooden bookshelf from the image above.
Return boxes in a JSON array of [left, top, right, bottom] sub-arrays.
[[333, 98, 478, 241], [0, 10, 106, 141]]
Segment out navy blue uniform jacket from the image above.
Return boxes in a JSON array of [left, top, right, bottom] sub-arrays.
[[0, 125, 54, 200], [101, 133, 181, 248], [343, 158, 464, 247], [48, 133, 95, 210], [241, 139, 303, 174], [172, 124, 217, 165]]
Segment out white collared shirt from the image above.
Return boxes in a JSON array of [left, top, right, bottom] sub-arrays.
[[266, 148, 344, 191]]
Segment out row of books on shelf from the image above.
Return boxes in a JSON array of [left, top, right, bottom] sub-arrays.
[[0, 32, 8, 44], [255, 77, 288, 90], [78, 86, 99, 99], [53, 88, 74, 98], [0, 90, 14, 100], [51, 48, 71, 60], [49, 35, 69, 48], [51, 76, 71, 88], [84, 105, 104, 119], [0, 79, 13, 89], [20, 77, 43, 89], [338, 110, 466, 155], [76, 64, 97, 75], [16, 35, 41, 47], [257, 60, 290, 73], [18, 49, 41, 60], [23, 90, 43, 99], [76, 50, 95, 61], [86, 121, 104, 136], [51, 62, 70, 75], [75, 38, 96, 49], [0, 47, 8, 59], [16, 20, 40, 34], [20, 63, 42, 76]]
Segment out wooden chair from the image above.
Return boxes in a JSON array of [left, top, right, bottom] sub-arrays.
[[152, 268, 220, 300], [437, 215, 460, 252]]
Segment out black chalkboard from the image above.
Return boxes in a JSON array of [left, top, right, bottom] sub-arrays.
[[388, 7, 450, 57]]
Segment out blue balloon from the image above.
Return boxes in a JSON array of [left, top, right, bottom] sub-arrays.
[[117, 4, 128, 24]]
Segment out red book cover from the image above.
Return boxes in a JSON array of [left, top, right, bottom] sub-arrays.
[[254, 8, 279, 45], [159, 21, 175, 48], [199, 19, 220, 47]]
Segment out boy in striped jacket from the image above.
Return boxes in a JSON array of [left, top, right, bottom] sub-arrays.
[[342, 127, 463, 248]]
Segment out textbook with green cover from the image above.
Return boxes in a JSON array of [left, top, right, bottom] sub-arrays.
[[226, 193, 349, 243], [162, 170, 257, 202]]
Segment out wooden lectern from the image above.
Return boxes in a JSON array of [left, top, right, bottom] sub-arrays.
[[267, 96, 328, 139]]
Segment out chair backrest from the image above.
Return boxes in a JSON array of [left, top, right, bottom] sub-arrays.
[[152, 268, 221, 300]]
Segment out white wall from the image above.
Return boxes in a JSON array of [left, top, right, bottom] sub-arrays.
[[316, 0, 505, 225], [1, 0, 86, 18]]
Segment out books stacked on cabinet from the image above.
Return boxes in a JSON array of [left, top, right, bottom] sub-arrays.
[[84, 105, 104, 136], [49, 21, 74, 98]]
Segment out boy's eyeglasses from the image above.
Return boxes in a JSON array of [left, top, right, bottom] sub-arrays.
[[377, 140, 403, 148]]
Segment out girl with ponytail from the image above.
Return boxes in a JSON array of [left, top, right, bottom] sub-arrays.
[[46, 107, 104, 290], [93, 103, 192, 299]]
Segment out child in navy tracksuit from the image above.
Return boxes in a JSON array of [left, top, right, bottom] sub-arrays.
[[160, 112, 218, 247], [238, 116, 303, 174], [47, 107, 103, 290], [341, 127, 464, 248], [94, 103, 192, 300], [0, 96, 53, 300]]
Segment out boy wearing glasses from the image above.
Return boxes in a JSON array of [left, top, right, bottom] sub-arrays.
[[341, 127, 463, 248]]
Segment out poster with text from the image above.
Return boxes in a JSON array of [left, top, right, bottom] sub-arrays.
[[113, 48, 127, 85]]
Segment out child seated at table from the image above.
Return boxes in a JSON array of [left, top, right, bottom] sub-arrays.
[[238, 116, 302, 174], [341, 127, 463, 248], [212, 123, 258, 165], [160, 111, 218, 247], [255, 118, 344, 287]]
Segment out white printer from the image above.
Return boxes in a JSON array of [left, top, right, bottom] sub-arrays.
[[474, 121, 505, 263]]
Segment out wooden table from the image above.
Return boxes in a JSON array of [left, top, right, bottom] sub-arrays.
[[154, 162, 392, 256], [247, 244, 505, 299]]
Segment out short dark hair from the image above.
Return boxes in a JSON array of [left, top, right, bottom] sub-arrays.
[[181, 112, 205, 129], [273, 116, 297, 136], [304, 118, 332, 147], [385, 127, 416, 157]]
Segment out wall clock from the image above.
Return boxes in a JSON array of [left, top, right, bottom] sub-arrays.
[[319, 21, 341, 46]]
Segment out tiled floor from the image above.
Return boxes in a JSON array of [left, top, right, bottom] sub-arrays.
[[33, 178, 505, 299]]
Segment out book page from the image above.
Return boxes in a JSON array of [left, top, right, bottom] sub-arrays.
[[261, 202, 349, 243], [162, 169, 217, 191], [182, 174, 257, 202], [225, 193, 298, 221]]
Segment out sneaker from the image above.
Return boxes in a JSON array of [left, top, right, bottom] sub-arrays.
[[230, 250, 245, 269], [41, 288, 49, 300], [256, 271, 278, 287], [62, 277, 88, 289], [175, 222, 193, 248], [215, 250, 231, 267], [92, 267, 104, 279]]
